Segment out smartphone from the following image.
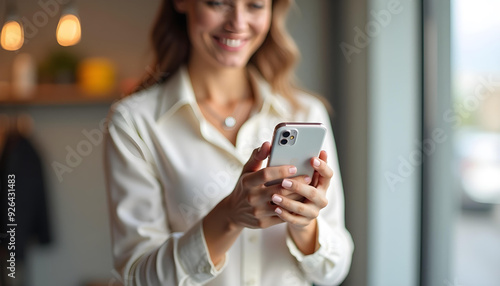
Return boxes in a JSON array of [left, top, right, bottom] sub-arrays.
[[268, 122, 327, 179]]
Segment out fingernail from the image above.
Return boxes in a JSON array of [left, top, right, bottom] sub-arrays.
[[282, 179, 292, 188], [272, 195, 282, 204], [313, 158, 320, 167], [289, 167, 297, 174], [257, 146, 262, 153], [275, 207, 282, 215], [305, 176, 311, 184]]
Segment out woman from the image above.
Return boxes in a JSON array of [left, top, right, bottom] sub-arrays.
[[104, 0, 353, 285]]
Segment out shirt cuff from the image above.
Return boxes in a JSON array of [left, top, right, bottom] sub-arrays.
[[177, 219, 228, 284], [286, 217, 342, 274]]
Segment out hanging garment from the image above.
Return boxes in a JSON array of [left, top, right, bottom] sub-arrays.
[[0, 130, 52, 263]]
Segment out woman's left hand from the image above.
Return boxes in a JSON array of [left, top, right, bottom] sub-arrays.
[[270, 150, 333, 253]]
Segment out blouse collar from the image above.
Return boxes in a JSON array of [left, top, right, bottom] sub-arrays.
[[156, 65, 291, 124]]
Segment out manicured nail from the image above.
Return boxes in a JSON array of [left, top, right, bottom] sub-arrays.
[[282, 179, 292, 188], [313, 158, 320, 167], [304, 176, 311, 184], [275, 207, 282, 215], [272, 195, 282, 204], [289, 167, 297, 174]]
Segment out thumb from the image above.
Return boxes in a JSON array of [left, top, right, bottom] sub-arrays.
[[242, 141, 271, 173]]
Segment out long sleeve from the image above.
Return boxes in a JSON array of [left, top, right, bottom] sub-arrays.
[[104, 106, 227, 286], [285, 99, 354, 285]]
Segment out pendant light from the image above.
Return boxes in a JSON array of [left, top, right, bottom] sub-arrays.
[[56, 0, 81, 47], [0, 0, 24, 51]]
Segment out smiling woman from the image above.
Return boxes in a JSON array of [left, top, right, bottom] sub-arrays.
[[135, 0, 299, 108], [103, 0, 353, 285]]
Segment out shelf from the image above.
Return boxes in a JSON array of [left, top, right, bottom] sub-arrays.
[[0, 84, 122, 106]]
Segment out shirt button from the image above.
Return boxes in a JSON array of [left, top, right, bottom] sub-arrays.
[[249, 235, 257, 243], [245, 278, 256, 285]]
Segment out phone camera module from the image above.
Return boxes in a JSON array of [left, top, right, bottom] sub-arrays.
[[280, 139, 288, 145], [282, 131, 291, 138]]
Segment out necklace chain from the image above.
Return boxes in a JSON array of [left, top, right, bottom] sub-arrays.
[[201, 100, 244, 130]]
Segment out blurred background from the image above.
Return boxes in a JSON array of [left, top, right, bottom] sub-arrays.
[[0, 0, 499, 285]]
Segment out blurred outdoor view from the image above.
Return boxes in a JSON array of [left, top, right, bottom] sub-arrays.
[[452, 0, 500, 284]]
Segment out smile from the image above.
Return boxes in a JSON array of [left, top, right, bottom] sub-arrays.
[[221, 38, 242, 47], [214, 36, 247, 50]]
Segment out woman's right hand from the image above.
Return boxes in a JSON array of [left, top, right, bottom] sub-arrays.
[[221, 141, 310, 230], [203, 142, 309, 266]]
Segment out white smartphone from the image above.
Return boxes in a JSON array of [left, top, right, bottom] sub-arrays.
[[268, 122, 327, 179]]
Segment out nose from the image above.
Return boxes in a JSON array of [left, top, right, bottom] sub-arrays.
[[224, 5, 247, 32]]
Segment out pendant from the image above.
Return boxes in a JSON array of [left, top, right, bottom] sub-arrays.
[[224, 116, 236, 129]]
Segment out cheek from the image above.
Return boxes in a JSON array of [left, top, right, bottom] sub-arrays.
[[191, 7, 221, 33], [252, 14, 272, 40]]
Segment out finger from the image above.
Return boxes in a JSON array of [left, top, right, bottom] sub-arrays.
[[281, 175, 310, 202], [274, 206, 311, 227], [311, 152, 333, 178], [243, 165, 298, 188], [251, 203, 282, 218], [248, 183, 303, 206], [280, 178, 328, 209], [311, 152, 333, 188], [311, 170, 320, 188], [273, 188, 305, 203], [242, 141, 271, 174], [271, 194, 318, 219], [319, 150, 328, 162], [264, 174, 312, 186], [295, 174, 312, 185], [265, 174, 311, 193]]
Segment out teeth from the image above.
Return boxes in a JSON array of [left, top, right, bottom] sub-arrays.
[[221, 38, 242, 47]]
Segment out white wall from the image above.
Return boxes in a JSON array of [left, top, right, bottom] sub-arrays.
[[26, 105, 115, 285], [367, 0, 421, 285]]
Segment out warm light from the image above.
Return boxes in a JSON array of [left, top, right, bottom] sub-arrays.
[[56, 14, 81, 46], [1, 21, 24, 51]]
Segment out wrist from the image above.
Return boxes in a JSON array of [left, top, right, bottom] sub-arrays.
[[211, 196, 244, 233], [202, 197, 244, 266], [287, 219, 319, 254], [288, 219, 316, 234]]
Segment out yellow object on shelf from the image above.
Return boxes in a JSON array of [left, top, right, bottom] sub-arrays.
[[77, 58, 116, 96]]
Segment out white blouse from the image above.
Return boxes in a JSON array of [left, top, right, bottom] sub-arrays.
[[104, 66, 353, 286]]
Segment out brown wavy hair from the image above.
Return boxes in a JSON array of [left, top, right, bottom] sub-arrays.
[[134, 0, 300, 107]]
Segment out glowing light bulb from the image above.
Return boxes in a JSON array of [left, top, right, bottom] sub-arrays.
[[56, 14, 81, 46], [1, 21, 24, 51]]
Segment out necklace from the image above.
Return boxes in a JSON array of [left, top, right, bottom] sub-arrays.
[[201, 99, 245, 130]]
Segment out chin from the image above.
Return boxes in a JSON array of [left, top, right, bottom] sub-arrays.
[[215, 54, 252, 68]]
